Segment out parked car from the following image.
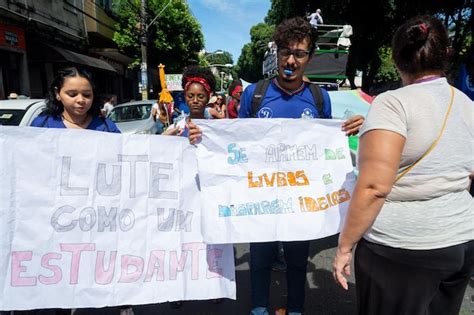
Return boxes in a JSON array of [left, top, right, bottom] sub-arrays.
[[107, 100, 158, 134], [0, 99, 47, 126]]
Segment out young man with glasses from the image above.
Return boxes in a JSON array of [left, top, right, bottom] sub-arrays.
[[238, 17, 363, 315]]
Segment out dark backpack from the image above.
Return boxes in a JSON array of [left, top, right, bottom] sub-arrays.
[[250, 79, 326, 118]]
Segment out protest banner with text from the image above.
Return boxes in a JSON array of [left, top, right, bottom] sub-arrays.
[[196, 119, 356, 244], [0, 127, 235, 311]]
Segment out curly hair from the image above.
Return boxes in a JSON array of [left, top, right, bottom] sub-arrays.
[[392, 15, 450, 75], [273, 17, 318, 56], [45, 67, 101, 116], [181, 65, 216, 93]]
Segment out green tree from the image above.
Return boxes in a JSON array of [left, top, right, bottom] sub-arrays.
[[112, 0, 204, 73], [236, 23, 275, 83], [199, 50, 234, 92], [375, 46, 399, 83], [202, 51, 233, 67], [257, 0, 472, 92]]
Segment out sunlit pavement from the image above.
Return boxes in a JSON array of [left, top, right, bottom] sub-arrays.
[[131, 234, 474, 315]]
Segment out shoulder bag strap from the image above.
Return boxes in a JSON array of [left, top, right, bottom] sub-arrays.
[[394, 86, 455, 183]]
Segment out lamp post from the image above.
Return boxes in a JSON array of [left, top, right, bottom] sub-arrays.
[[203, 51, 233, 93], [207, 63, 233, 94], [140, 0, 173, 100], [220, 71, 225, 93]]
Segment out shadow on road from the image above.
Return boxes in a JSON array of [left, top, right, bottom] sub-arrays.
[[133, 235, 358, 315]]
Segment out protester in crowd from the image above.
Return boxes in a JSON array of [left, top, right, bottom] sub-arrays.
[[333, 15, 473, 315], [182, 66, 216, 121], [173, 91, 189, 114], [226, 79, 243, 119], [205, 94, 227, 119], [29, 68, 121, 314], [101, 94, 115, 117], [215, 94, 226, 113], [31, 67, 119, 133], [308, 8, 323, 29], [151, 100, 170, 134], [337, 24, 353, 50], [189, 17, 363, 315], [159, 65, 223, 308], [163, 65, 218, 136]]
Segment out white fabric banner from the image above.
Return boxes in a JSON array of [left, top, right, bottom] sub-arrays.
[[0, 126, 235, 311], [196, 119, 356, 244]]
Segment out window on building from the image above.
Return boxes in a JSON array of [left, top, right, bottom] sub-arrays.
[[96, 0, 112, 11], [64, 0, 78, 13]]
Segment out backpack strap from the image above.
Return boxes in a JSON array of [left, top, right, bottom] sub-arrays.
[[251, 79, 326, 118], [251, 79, 271, 118], [307, 83, 325, 118]]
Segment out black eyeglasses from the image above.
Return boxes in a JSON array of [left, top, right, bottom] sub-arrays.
[[278, 48, 310, 59]]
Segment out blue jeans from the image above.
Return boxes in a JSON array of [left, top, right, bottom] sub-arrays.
[[250, 241, 310, 313], [154, 120, 164, 134]]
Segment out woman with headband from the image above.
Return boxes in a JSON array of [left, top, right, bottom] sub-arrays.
[[182, 66, 215, 119], [162, 66, 223, 309], [227, 79, 243, 119], [162, 65, 216, 136]]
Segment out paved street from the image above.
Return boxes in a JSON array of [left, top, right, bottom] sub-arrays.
[[132, 234, 474, 315]]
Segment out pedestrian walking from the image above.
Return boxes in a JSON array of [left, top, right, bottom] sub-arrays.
[[333, 15, 474, 315]]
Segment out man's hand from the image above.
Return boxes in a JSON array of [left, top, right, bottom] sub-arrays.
[[342, 115, 365, 136], [187, 119, 202, 144]]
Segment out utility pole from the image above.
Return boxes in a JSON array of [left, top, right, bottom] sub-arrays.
[[140, 0, 148, 100], [139, 0, 174, 101]]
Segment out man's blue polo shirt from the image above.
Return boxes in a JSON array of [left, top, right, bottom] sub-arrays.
[[239, 79, 332, 119]]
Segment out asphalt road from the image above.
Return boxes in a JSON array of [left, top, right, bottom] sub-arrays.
[[131, 234, 474, 315]]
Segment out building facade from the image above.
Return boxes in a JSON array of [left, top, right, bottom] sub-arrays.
[[0, 0, 136, 101]]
